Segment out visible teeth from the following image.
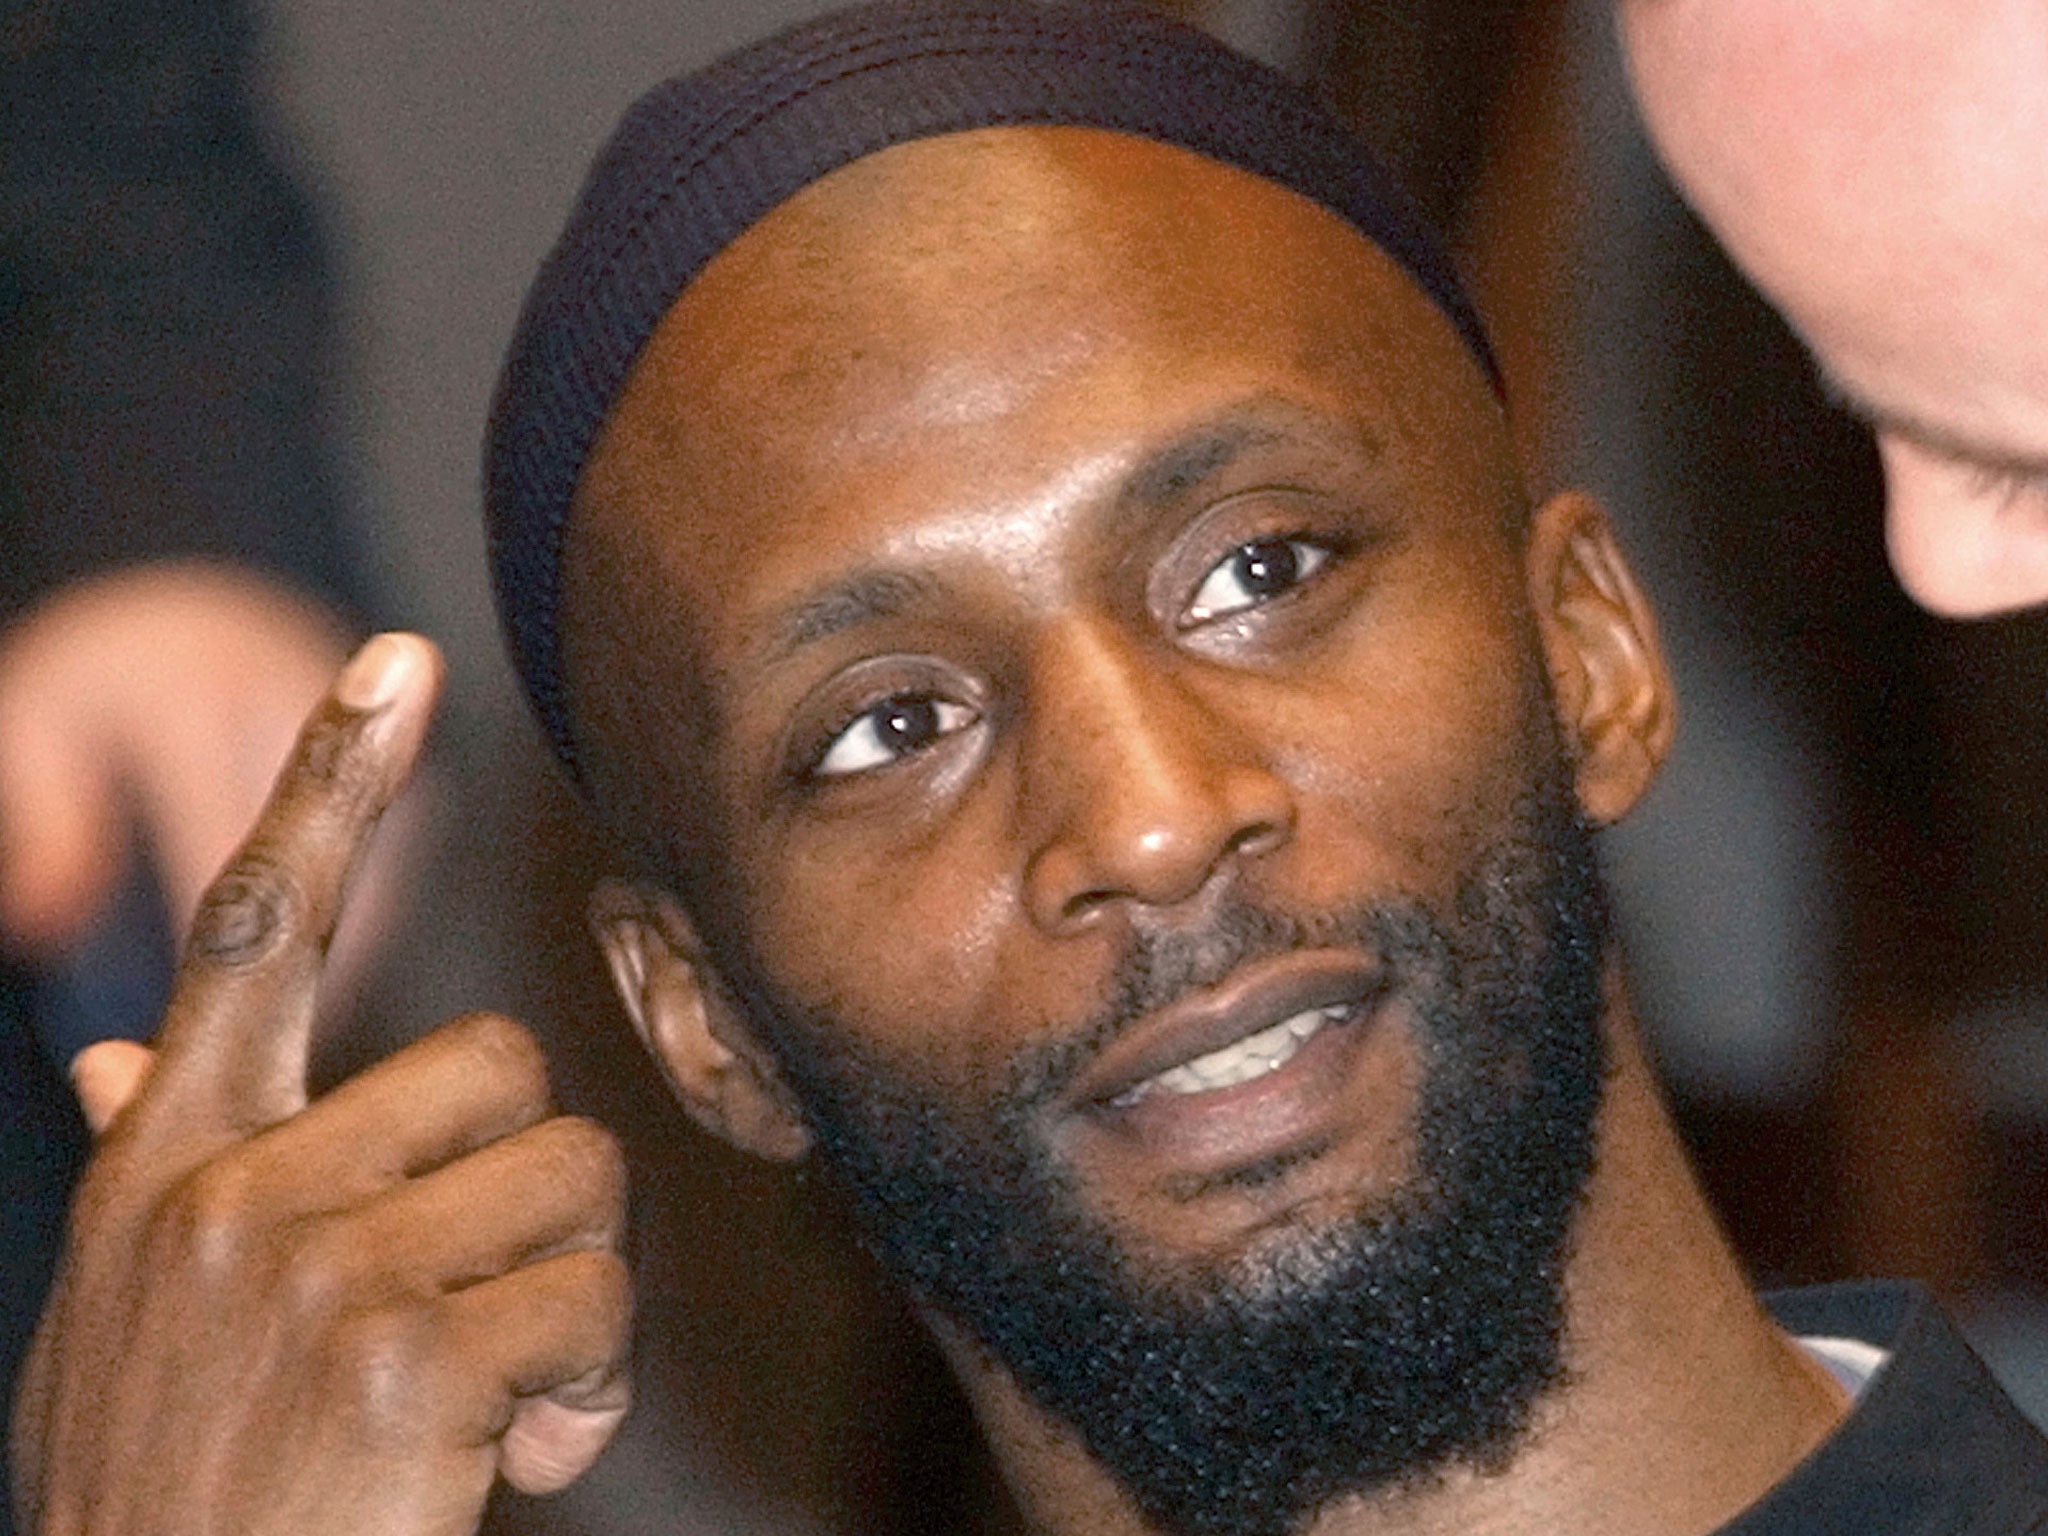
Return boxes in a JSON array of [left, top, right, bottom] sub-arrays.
[[1115, 1006, 1343, 1107]]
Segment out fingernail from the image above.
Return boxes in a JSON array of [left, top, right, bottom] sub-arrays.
[[334, 633, 416, 712]]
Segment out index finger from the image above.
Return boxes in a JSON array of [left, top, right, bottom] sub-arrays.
[[139, 633, 442, 1135]]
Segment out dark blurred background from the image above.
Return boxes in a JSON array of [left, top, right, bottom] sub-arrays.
[[40, 0, 2048, 1530]]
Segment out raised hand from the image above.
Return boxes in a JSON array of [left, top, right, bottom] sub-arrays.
[[11, 634, 631, 1536]]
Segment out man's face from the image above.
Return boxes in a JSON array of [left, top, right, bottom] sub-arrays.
[[564, 129, 1638, 1530], [1621, 0, 2048, 616]]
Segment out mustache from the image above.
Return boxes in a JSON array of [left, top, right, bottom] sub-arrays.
[[1007, 895, 1423, 1112]]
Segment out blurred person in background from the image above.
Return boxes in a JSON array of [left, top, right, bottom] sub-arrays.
[[0, 4, 378, 1528], [1613, 0, 2048, 1395], [1618, 0, 2048, 618]]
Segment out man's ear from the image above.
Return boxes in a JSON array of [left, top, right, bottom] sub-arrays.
[[1526, 491, 1676, 825], [587, 880, 812, 1163]]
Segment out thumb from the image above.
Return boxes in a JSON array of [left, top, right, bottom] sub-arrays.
[[499, 1370, 633, 1496], [70, 1040, 157, 1135]]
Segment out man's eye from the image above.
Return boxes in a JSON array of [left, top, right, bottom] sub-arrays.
[[1184, 536, 1330, 624], [815, 694, 978, 778]]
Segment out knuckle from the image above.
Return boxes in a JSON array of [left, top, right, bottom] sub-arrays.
[[290, 704, 378, 791], [278, 1221, 356, 1324], [551, 1248, 636, 1346], [590, 1249, 634, 1322], [543, 1117, 628, 1221], [323, 1308, 440, 1432], [447, 1012, 551, 1105], [152, 1157, 265, 1273], [583, 1251, 636, 1347], [187, 856, 310, 968]]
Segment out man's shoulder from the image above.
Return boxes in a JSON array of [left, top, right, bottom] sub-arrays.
[[1719, 1281, 2048, 1534]]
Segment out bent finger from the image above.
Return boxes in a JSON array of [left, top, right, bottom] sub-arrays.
[[434, 1249, 634, 1490], [285, 1113, 626, 1303], [141, 634, 441, 1135], [246, 1013, 556, 1209], [502, 1383, 632, 1495]]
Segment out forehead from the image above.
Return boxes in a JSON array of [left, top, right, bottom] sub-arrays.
[[567, 126, 1503, 651]]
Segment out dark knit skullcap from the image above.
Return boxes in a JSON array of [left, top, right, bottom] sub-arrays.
[[487, 0, 1503, 778]]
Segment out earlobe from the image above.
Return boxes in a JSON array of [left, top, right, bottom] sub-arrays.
[[587, 880, 812, 1163], [1526, 492, 1676, 825]]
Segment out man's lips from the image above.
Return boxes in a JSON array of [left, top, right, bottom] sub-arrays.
[[1060, 949, 1385, 1114]]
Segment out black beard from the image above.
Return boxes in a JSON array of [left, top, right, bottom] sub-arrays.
[[737, 776, 1611, 1536]]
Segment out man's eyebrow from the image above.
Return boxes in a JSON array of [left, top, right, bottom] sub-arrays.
[[1818, 371, 2048, 487], [1116, 404, 1382, 512], [765, 567, 942, 664], [1119, 420, 1287, 507]]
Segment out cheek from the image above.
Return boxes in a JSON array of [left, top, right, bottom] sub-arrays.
[[1269, 572, 1540, 906], [732, 794, 1026, 1077]]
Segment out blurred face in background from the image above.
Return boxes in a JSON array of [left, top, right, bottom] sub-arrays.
[[1620, 0, 2048, 616]]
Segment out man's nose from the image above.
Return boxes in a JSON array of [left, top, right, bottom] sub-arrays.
[[1018, 617, 1295, 935]]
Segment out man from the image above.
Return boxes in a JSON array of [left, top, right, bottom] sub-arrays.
[[1618, 0, 2048, 617], [16, 4, 2048, 1534]]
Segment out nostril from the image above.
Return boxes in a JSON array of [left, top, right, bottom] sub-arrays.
[[1022, 842, 1120, 935], [1227, 819, 1288, 861], [1060, 886, 1118, 928]]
